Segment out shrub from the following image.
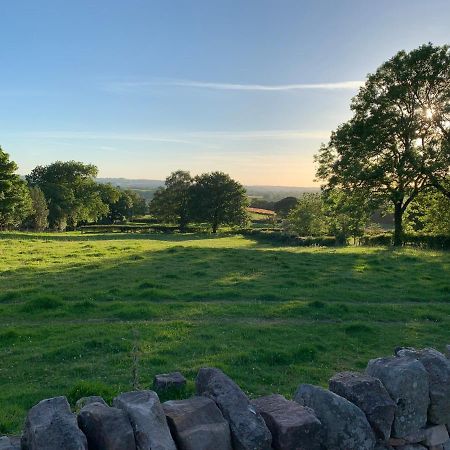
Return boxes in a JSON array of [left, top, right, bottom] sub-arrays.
[[403, 233, 450, 250], [361, 233, 450, 250], [240, 229, 337, 247], [360, 233, 393, 246]]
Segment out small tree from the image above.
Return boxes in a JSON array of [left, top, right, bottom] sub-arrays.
[[96, 183, 121, 223], [189, 172, 248, 233], [286, 193, 327, 236], [150, 170, 193, 231], [128, 191, 148, 217], [0, 147, 31, 229], [108, 190, 133, 223], [26, 186, 49, 231], [323, 189, 372, 244], [405, 185, 450, 234]]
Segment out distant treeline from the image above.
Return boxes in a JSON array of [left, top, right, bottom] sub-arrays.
[[0, 157, 148, 231], [0, 154, 249, 233], [0, 147, 449, 245]]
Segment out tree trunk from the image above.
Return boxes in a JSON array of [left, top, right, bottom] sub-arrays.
[[393, 202, 403, 246], [179, 215, 187, 233], [212, 210, 218, 233]]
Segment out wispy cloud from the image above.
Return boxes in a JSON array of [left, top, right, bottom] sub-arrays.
[[19, 131, 194, 145], [186, 130, 330, 140], [105, 79, 364, 93], [9, 129, 329, 143]]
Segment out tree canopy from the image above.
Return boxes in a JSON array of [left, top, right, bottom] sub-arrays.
[[26, 161, 105, 229], [150, 170, 193, 231], [286, 193, 327, 236], [106, 188, 147, 223], [189, 172, 248, 233], [25, 186, 49, 231], [0, 147, 31, 229], [315, 43, 450, 245]]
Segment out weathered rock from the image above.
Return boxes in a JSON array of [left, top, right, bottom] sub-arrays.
[[329, 371, 396, 441], [395, 446, 427, 450], [420, 425, 449, 446], [163, 396, 232, 450], [21, 396, 87, 450], [251, 394, 323, 450], [77, 402, 136, 450], [374, 443, 394, 450], [396, 347, 450, 424], [294, 384, 376, 450], [366, 356, 429, 438], [153, 372, 186, 391], [0, 437, 20, 450], [196, 367, 272, 450], [399, 428, 427, 444], [388, 437, 408, 446], [443, 439, 450, 450], [113, 390, 177, 450], [75, 396, 107, 410]]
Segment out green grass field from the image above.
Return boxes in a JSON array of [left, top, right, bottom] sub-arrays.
[[0, 231, 449, 434]]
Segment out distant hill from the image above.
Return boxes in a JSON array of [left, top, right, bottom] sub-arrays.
[[96, 178, 164, 189], [96, 178, 319, 202], [245, 185, 320, 201]]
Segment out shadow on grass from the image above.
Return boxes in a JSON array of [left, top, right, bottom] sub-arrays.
[[0, 234, 449, 435], [1, 237, 448, 308]]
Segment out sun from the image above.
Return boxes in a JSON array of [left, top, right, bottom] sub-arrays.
[[425, 108, 434, 119]]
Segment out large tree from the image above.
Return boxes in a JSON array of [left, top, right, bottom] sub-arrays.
[[26, 161, 102, 230], [316, 44, 450, 245], [150, 170, 192, 231], [0, 147, 31, 229], [189, 172, 248, 233]]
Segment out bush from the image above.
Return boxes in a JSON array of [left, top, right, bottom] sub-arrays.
[[79, 224, 178, 233], [360, 233, 393, 246], [240, 229, 337, 247], [404, 233, 450, 250], [361, 233, 450, 250]]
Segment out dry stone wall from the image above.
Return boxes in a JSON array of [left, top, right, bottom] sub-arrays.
[[2, 345, 450, 450]]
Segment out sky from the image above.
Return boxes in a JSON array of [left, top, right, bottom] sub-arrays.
[[1, 1, 449, 186]]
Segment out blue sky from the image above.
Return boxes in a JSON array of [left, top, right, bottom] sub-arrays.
[[1, 1, 449, 186]]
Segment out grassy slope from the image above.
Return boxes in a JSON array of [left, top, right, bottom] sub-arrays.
[[0, 232, 449, 433]]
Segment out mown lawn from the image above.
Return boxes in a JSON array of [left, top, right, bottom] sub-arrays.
[[0, 231, 449, 434]]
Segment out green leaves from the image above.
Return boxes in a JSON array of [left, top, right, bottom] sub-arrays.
[[0, 146, 31, 229], [150, 170, 193, 230], [316, 43, 450, 245], [150, 170, 249, 233], [189, 172, 249, 233]]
